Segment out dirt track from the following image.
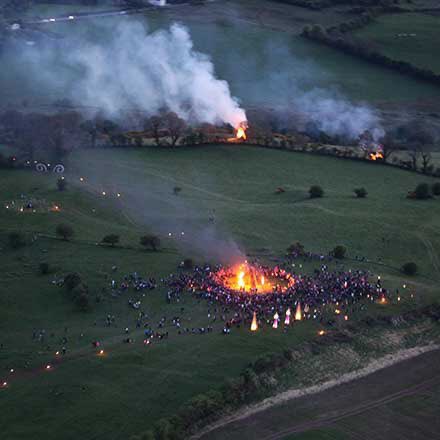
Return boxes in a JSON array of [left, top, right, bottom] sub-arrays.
[[197, 346, 440, 440]]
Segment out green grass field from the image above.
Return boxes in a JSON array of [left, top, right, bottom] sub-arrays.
[[1, 145, 440, 439], [355, 13, 440, 75]]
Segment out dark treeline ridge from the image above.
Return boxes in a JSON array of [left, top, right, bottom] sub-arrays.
[[273, 0, 406, 11]]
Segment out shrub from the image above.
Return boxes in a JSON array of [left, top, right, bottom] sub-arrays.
[[332, 245, 346, 259], [39, 262, 50, 275], [432, 182, 440, 196], [75, 292, 89, 311], [56, 223, 74, 240], [309, 185, 324, 198], [414, 183, 432, 200], [402, 262, 418, 276], [101, 234, 120, 247], [57, 177, 67, 191], [286, 241, 305, 256], [8, 231, 26, 249], [140, 234, 160, 251], [173, 186, 182, 195], [354, 187, 368, 198], [64, 273, 82, 291], [182, 258, 194, 269]]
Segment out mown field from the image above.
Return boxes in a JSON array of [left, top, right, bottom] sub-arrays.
[[355, 13, 440, 75], [1, 145, 440, 440]]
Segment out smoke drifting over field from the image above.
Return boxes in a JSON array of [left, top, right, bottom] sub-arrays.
[[12, 21, 247, 127], [296, 88, 384, 141]]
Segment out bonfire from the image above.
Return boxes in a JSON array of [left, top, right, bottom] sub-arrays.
[[211, 262, 294, 294], [228, 121, 248, 143]]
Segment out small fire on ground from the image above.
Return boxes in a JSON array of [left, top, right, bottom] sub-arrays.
[[369, 151, 384, 161]]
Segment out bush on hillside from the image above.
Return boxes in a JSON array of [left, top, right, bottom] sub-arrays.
[[309, 185, 324, 198], [64, 272, 82, 291], [39, 262, 50, 275], [8, 231, 26, 249], [101, 234, 120, 247], [75, 292, 90, 311], [332, 245, 347, 259], [432, 182, 440, 196], [354, 187, 368, 198], [182, 258, 194, 269], [414, 183, 432, 200], [287, 241, 305, 256], [56, 223, 74, 240], [140, 234, 160, 251], [402, 262, 418, 276]]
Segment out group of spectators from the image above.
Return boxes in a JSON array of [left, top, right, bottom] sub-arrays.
[[166, 263, 387, 329]]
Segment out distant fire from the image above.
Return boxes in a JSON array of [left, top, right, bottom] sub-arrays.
[[369, 151, 384, 161], [212, 262, 294, 294], [228, 121, 248, 143]]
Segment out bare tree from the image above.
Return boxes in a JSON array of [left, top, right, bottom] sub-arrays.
[[163, 112, 186, 146], [146, 115, 163, 146]]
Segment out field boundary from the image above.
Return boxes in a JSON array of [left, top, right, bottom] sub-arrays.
[[192, 344, 440, 439]]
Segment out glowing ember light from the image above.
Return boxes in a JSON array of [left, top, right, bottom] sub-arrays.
[[295, 303, 302, 321], [9, 369, 14, 373], [380, 296, 387, 304], [397, 296, 401, 302], [227, 121, 248, 143], [250, 311, 258, 331], [98, 349, 105, 356], [344, 315, 349, 321], [102, 191, 106, 196], [335, 309, 341, 315], [55, 351, 60, 356], [2, 381, 7, 388], [284, 307, 291, 325], [117, 193, 121, 198], [273, 312, 279, 329], [80, 177, 84, 182], [318, 330, 325, 336], [45, 364, 52, 370]]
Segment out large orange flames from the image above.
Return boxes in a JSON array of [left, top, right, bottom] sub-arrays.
[[212, 262, 294, 294], [229, 262, 273, 293], [228, 121, 248, 142]]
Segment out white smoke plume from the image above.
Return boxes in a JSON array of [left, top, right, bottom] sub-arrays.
[[295, 88, 384, 141], [13, 21, 246, 127]]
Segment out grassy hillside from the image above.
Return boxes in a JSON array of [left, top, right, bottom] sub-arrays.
[[355, 13, 440, 75], [1, 145, 440, 440]]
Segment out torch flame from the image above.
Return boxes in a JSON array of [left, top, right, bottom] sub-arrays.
[[250, 311, 258, 331], [295, 303, 302, 321]]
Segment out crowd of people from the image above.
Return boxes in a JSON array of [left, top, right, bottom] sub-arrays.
[[166, 263, 388, 328]]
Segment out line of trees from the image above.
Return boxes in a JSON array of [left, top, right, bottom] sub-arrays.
[[273, 0, 404, 11]]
